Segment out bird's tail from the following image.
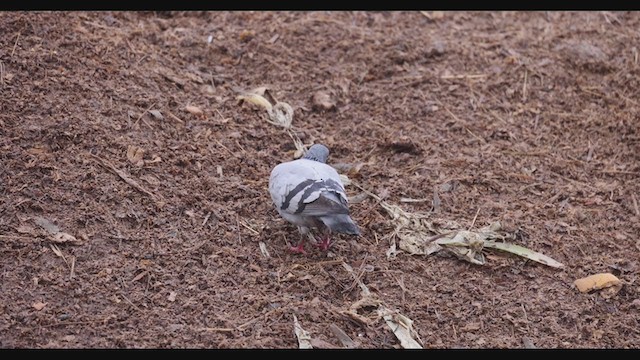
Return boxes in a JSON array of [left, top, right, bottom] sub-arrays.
[[321, 214, 360, 235]]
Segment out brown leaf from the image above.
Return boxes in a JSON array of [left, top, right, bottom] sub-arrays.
[[312, 91, 336, 112], [126, 145, 145, 167], [34, 216, 60, 234], [330, 162, 365, 177], [51, 232, 80, 244], [33, 302, 47, 311], [461, 322, 481, 332], [239, 30, 255, 42], [156, 67, 186, 87], [184, 72, 204, 84], [185, 105, 204, 116], [149, 110, 164, 120], [131, 270, 149, 282], [16, 225, 38, 235]]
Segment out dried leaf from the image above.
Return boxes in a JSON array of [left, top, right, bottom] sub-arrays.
[[436, 232, 487, 265], [259, 241, 270, 258], [237, 87, 293, 129], [311, 90, 336, 111], [34, 216, 60, 234], [386, 238, 398, 260], [239, 29, 255, 42], [16, 225, 38, 235], [574, 273, 622, 293], [484, 240, 564, 268], [400, 197, 430, 203], [185, 105, 204, 116], [268, 102, 293, 128], [168, 291, 177, 302], [156, 67, 186, 86], [126, 145, 145, 167], [33, 302, 47, 311], [50, 244, 64, 258], [184, 72, 204, 84], [236, 92, 273, 111], [329, 324, 357, 349], [149, 110, 164, 120], [310, 338, 340, 349], [349, 192, 369, 204], [378, 307, 423, 349], [293, 314, 313, 349], [51, 232, 80, 244], [147, 156, 162, 164], [331, 162, 365, 176], [131, 270, 149, 282]]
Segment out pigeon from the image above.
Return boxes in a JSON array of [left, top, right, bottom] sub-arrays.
[[269, 144, 360, 254]]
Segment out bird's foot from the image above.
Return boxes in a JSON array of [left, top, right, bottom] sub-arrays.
[[289, 241, 307, 255], [315, 235, 332, 252]]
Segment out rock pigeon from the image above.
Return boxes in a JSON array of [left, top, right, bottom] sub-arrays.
[[269, 144, 360, 254]]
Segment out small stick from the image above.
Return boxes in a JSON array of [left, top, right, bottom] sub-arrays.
[[236, 215, 242, 244], [90, 154, 160, 203], [120, 292, 143, 313], [33, 317, 117, 329], [468, 207, 481, 231], [134, 102, 156, 127], [632, 194, 640, 216], [440, 74, 487, 80], [199, 327, 234, 332], [522, 68, 528, 102], [11, 32, 20, 57], [69, 256, 76, 280], [0, 234, 36, 241], [213, 139, 235, 158], [598, 170, 640, 175], [202, 211, 212, 227], [237, 308, 280, 330], [239, 220, 259, 236], [168, 111, 184, 124]]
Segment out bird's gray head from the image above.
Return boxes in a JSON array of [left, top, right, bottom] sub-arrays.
[[303, 144, 330, 163]]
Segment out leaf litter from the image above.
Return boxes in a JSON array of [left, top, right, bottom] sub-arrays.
[[351, 182, 563, 268]]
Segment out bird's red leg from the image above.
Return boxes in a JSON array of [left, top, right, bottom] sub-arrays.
[[315, 232, 333, 251], [289, 238, 307, 255]]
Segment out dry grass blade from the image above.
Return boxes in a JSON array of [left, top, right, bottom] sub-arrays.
[[35, 216, 60, 234], [293, 314, 313, 349], [259, 241, 270, 258], [35, 216, 82, 245], [50, 244, 66, 262], [484, 241, 564, 268], [435, 231, 488, 265], [90, 153, 163, 207], [287, 129, 306, 158], [378, 307, 423, 349], [329, 323, 357, 348]]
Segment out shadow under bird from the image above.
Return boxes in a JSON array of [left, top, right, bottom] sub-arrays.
[[268, 144, 360, 254]]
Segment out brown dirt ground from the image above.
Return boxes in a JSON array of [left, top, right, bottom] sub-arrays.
[[1, 11, 639, 349]]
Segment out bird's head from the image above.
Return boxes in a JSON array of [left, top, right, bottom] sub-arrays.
[[303, 144, 330, 163]]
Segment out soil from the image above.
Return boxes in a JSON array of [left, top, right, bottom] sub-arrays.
[[1, 11, 639, 349]]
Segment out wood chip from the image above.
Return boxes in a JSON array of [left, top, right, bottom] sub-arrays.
[[574, 273, 622, 293], [185, 105, 204, 116]]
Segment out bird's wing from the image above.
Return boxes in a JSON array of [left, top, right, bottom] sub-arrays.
[[269, 159, 349, 217]]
